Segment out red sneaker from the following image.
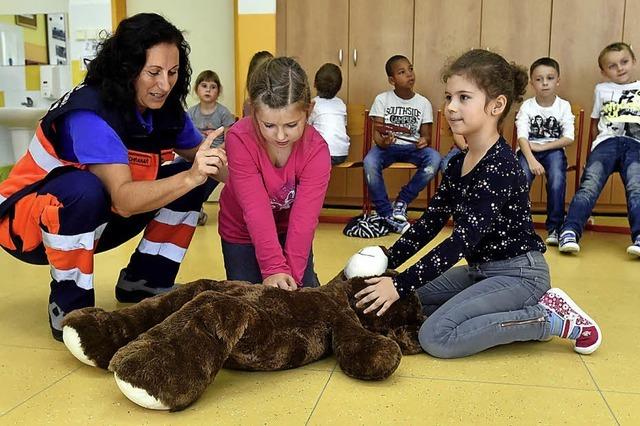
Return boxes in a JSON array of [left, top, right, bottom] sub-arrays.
[[539, 288, 602, 355]]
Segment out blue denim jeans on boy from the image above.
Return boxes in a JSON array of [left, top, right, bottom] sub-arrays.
[[562, 137, 640, 242], [417, 251, 551, 359], [517, 148, 567, 232], [363, 144, 441, 217]]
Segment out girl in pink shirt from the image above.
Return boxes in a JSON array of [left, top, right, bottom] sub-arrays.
[[218, 57, 331, 289]]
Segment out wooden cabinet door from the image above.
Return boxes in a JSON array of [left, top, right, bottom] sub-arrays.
[[348, 0, 414, 107], [347, 0, 416, 207], [413, 0, 481, 156], [282, 0, 349, 100], [550, 0, 625, 212], [481, 0, 552, 206]]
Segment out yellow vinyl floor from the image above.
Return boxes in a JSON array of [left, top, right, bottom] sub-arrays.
[[0, 203, 638, 424]]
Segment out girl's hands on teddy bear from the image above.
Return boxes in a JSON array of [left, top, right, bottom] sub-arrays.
[[344, 245, 399, 316], [263, 273, 298, 291], [355, 277, 400, 316]]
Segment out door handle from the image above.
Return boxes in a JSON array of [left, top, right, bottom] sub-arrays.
[[353, 48, 357, 66], [339, 49, 343, 66]]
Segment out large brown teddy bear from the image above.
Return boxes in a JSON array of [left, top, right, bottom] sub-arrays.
[[61, 248, 425, 411]]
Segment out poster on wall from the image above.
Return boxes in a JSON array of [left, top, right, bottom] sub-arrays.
[[15, 14, 38, 29], [46, 13, 68, 65]]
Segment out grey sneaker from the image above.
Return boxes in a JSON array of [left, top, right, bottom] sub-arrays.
[[545, 230, 559, 246], [385, 216, 410, 234], [115, 269, 178, 303], [558, 231, 580, 253], [392, 200, 408, 222]]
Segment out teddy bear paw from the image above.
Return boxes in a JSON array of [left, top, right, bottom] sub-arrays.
[[344, 246, 389, 279], [114, 373, 169, 410], [61, 307, 133, 369], [62, 326, 97, 367]]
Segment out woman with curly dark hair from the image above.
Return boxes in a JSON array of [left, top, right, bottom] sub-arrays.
[[0, 13, 227, 341]]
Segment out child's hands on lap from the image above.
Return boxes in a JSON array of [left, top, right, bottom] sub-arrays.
[[415, 136, 429, 149], [355, 276, 400, 316], [377, 132, 395, 148], [526, 156, 545, 176], [529, 142, 545, 153]]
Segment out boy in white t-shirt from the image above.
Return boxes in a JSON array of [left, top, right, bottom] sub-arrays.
[[308, 63, 350, 166], [516, 57, 575, 245], [364, 55, 441, 233], [559, 42, 640, 257]]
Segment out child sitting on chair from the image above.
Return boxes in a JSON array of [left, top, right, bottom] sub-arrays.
[[559, 42, 640, 257], [364, 55, 441, 234], [515, 57, 574, 246], [308, 63, 350, 166]]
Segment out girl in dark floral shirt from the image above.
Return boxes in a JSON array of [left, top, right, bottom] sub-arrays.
[[354, 50, 602, 358]]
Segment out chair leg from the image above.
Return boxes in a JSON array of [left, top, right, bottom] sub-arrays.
[[362, 169, 371, 215]]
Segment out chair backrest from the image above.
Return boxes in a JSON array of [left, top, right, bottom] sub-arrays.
[[572, 108, 585, 166], [363, 109, 372, 157], [433, 109, 444, 154], [586, 115, 597, 154], [346, 104, 366, 162]]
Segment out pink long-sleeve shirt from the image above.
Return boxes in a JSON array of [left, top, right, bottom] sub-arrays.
[[218, 117, 331, 284]]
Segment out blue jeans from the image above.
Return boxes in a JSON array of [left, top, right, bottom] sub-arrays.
[[221, 237, 319, 287], [363, 144, 441, 217], [440, 147, 462, 173], [417, 251, 551, 359], [562, 137, 640, 241], [517, 148, 567, 232]]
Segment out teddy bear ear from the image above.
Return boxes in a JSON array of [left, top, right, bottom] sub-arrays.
[[344, 246, 389, 279]]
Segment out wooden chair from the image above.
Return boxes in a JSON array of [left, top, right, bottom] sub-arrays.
[[362, 109, 442, 215], [332, 104, 366, 170], [432, 109, 446, 190], [511, 108, 585, 194]]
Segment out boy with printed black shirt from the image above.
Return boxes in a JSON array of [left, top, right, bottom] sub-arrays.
[[516, 57, 575, 245]]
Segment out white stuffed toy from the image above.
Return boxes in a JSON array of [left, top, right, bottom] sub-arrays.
[[344, 246, 389, 279]]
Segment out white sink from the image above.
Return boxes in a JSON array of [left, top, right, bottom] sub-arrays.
[[0, 107, 49, 162], [0, 107, 48, 128]]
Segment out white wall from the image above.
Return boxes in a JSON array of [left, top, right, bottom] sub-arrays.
[[0, 1, 68, 14], [238, 0, 275, 14], [126, 0, 235, 111]]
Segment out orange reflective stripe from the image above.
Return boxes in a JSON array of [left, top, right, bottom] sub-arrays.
[[143, 221, 195, 249], [45, 245, 94, 275]]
